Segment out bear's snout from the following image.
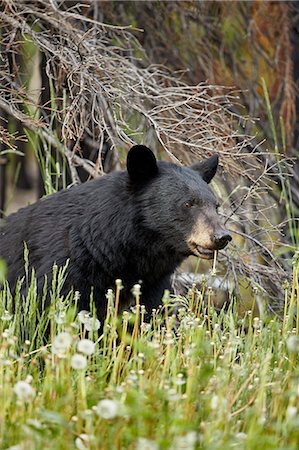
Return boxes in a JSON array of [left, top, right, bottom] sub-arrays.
[[213, 231, 232, 250]]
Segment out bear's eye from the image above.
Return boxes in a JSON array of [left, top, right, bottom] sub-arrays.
[[184, 199, 197, 208]]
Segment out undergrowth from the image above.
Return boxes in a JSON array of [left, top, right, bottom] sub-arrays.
[[0, 253, 299, 450]]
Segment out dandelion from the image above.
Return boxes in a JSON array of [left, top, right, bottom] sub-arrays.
[[253, 317, 260, 329], [167, 388, 180, 401], [77, 339, 95, 356], [141, 322, 151, 333], [78, 310, 90, 324], [170, 432, 197, 450], [26, 418, 44, 430], [75, 434, 91, 450], [75, 437, 87, 450], [13, 380, 35, 401], [136, 438, 158, 450], [52, 332, 72, 355], [286, 335, 299, 353], [174, 373, 186, 386], [55, 310, 67, 325], [5, 445, 25, 450], [86, 317, 101, 331], [1, 310, 12, 321], [95, 399, 120, 419], [235, 432, 247, 441], [115, 279, 123, 289], [25, 375, 33, 384], [286, 405, 297, 419], [71, 354, 87, 370], [77, 310, 101, 331], [210, 395, 218, 410]]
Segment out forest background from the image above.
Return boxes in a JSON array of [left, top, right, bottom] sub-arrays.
[[1, 0, 299, 315]]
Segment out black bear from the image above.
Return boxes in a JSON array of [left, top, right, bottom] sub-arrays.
[[0, 145, 231, 320]]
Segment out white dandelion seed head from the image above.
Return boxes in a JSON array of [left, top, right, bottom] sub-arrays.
[[286, 405, 297, 420], [75, 434, 90, 450], [167, 388, 180, 402], [74, 291, 81, 302], [140, 322, 151, 333], [115, 279, 123, 289], [95, 399, 120, 419], [77, 339, 95, 356], [5, 444, 25, 450], [1, 310, 13, 321], [136, 438, 159, 450], [25, 375, 33, 384], [286, 335, 299, 353], [75, 438, 86, 450], [13, 380, 35, 401], [174, 373, 186, 386], [210, 395, 219, 410], [52, 332, 72, 355], [170, 432, 198, 450], [132, 284, 141, 297], [78, 310, 91, 324], [235, 432, 247, 441], [85, 317, 101, 332], [71, 354, 87, 370], [55, 311, 67, 325]]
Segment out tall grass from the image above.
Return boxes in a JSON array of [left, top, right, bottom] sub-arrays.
[[0, 258, 299, 449]]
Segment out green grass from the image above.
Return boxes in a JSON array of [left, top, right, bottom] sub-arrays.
[[0, 255, 299, 450]]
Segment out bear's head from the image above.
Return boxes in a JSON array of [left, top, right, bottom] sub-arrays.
[[127, 145, 232, 259]]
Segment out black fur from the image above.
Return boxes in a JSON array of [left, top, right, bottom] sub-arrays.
[[0, 145, 229, 319]]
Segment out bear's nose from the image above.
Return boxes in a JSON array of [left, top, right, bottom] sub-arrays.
[[213, 231, 232, 250]]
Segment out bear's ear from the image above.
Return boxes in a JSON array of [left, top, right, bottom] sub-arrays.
[[127, 145, 158, 182], [191, 154, 219, 184]]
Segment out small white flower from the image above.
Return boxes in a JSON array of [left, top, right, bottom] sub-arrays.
[[95, 399, 120, 419], [140, 322, 151, 333], [235, 432, 247, 441], [25, 375, 33, 384], [26, 418, 44, 430], [171, 432, 197, 450], [13, 380, 35, 401], [85, 317, 101, 332], [55, 311, 67, 325], [136, 438, 158, 450], [71, 354, 87, 370], [75, 438, 86, 450], [75, 434, 90, 450], [286, 405, 297, 419], [78, 310, 91, 324], [210, 395, 218, 410], [167, 388, 180, 402], [286, 336, 299, 353], [74, 291, 81, 302], [1, 310, 12, 321], [52, 332, 72, 355], [5, 445, 25, 450], [132, 284, 141, 297], [174, 373, 186, 386], [78, 310, 101, 331], [77, 339, 95, 356]]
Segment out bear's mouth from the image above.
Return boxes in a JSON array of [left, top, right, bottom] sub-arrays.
[[189, 243, 215, 260]]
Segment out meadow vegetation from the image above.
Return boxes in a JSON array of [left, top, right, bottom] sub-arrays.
[[0, 253, 299, 450]]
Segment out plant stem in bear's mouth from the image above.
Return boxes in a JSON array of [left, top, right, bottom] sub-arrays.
[[212, 250, 218, 275]]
